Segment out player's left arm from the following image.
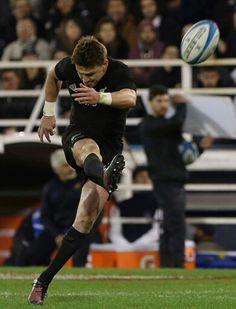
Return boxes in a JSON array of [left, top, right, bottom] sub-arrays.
[[72, 83, 136, 108], [109, 88, 137, 108]]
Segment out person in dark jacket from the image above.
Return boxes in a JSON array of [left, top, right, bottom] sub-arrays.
[[140, 85, 213, 267], [40, 149, 83, 253], [5, 149, 85, 266], [149, 44, 181, 88]]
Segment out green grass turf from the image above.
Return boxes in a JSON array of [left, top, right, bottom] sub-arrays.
[[0, 267, 236, 308]]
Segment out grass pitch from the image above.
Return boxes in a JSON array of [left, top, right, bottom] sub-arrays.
[[0, 267, 236, 308]]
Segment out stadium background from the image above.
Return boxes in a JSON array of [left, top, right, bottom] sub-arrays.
[[1, 0, 236, 269]]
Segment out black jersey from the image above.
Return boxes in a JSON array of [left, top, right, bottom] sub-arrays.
[[55, 57, 136, 140]]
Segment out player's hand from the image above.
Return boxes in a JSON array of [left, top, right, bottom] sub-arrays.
[[171, 93, 187, 103], [199, 135, 214, 149], [71, 83, 100, 104], [38, 115, 56, 143]]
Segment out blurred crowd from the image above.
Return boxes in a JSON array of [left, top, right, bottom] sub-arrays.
[[2, 0, 236, 268], [0, 0, 236, 88], [1, 0, 236, 135]]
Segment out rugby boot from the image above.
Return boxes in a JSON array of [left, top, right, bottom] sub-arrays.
[[28, 278, 48, 305], [103, 154, 125, 194]]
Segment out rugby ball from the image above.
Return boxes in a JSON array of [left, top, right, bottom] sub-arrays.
[[178, 141, 199, 165], [181, 19, 220, 64]]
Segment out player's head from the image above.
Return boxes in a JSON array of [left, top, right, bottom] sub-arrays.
[[148, 84, 170, 117], [71, 36, 108, 87], [50, 149, 76, 181]]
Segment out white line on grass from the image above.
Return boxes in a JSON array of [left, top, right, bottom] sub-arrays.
[[0, 273, 236, 281], [1, 290, 236, 300]]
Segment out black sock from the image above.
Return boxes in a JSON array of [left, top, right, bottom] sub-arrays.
[[38, 227, 88, 285], [83, 153, 104, 187]]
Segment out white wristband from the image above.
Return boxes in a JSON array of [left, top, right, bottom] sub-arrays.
[[99, 92, 112, 105], [43, 101, 56, 116]]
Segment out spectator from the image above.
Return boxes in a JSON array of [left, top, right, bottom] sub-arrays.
[[109, 166, 159, 245], [5, 149, 89, 266], [44, 0, 94, 40], [140, 85, 214, 267], [4, 208, 47, 266], [13, 0, 34, 18], [44, 0, 78, 39], [52, 17, 83, 55], [104, 0, 137, 48], [1, 18, 51, 61], [128, 19, 164, 87], [52, 49, 69, 61], [0, 69, 22, 91], [194, 64, 236, 149], [192, 224, 222, 251], [40, 149, 88, 266], [29, 0, 53, 21], [159, 0, 216, 45], [158, 0, 183, 46], [224, 11, 236, 58], [138, 0, 162, 31], [213, 0, 234, 41], [75, 0, 104, 33], [149, 44, 181, 88], [21, 47, 46, 89], [94, 16, 129, 59], [0, 69, 35, 134], [0, 1, 13, 56], [0, 0, 45, 54], [195, 66, 234, 88]]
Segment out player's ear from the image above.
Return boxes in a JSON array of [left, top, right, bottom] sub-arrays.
[[102, 59, 108, 72]]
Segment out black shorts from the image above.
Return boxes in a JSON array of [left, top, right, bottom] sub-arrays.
[[62, 125, 123, 173]]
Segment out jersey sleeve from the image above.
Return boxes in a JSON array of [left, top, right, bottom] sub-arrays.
[[54, 56, 72, 81], [112, 62, 136, 91]]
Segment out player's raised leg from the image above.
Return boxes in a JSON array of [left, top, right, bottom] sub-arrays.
[[28, 180, 108, 305], [73, 138, 125, 194]]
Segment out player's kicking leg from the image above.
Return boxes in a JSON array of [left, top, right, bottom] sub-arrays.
[[27, 183, 104, 305], [72, 139, 125, 195]]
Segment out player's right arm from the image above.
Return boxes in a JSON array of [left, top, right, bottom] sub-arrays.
[[38, 68, 62, 143], [45, 67, 62, 102]]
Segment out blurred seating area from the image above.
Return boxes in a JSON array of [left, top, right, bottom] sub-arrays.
[[0, 0, 236, 86]]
